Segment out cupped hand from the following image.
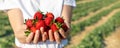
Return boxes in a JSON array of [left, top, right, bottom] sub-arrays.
[[48, 28, 70, 44]]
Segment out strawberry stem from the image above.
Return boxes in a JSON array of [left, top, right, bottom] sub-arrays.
[[56, 22, 62, 29], [25, 19, 27, 22], [25, 31, 31, 36]]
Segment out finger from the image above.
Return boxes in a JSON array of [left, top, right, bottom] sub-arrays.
[[54, 31, 61, 44], [39, 27, 44, 42], [39, 31, 42, 42], [44, 32, 48, 41], [26, 32, 34, 43], [59, 28, 67, 39], [33, 30, 40, 44], [49, 30, 54, 42], [42, 32, 47, 42], [45, 32, 49, 40], [40, 27, 44, 34]]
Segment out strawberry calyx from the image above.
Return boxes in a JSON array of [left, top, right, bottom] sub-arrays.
[[56, 22, 62, 29], [25, 30, 31, 36]]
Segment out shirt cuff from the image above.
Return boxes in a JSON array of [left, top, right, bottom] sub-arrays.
[[64, 0, 76, 8]]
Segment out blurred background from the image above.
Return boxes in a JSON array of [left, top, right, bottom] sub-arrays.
[[0, 0, 120, 48]]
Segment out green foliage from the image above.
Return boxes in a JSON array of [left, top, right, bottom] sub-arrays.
[[72, 0, 118, 21], [71, 1, 120, 36], [75, 11, 120, 48], [0, 12, 14, 48], [71, 9, 112, 36]]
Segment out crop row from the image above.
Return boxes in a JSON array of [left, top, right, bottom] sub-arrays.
[[75, 11, 120, 48], [70, 2, 120, 36], [72, 0, 119, 21], [0, 12, 14, 48]]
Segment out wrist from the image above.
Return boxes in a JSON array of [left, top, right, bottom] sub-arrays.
[[15, 33, 26, 44]]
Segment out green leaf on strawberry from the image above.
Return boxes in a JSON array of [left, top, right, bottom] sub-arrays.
[[25, 30, 31, 36]]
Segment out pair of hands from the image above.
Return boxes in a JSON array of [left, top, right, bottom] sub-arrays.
[[25, 26, 69, 44]]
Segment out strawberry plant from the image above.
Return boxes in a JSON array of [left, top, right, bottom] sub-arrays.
[[75, 11, 120, 48], [72, 0, 119, 21]]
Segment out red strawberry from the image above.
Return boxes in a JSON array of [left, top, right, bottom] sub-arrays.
[[62, 23, 68, 32], [34, 11, 43, 20], [51, 23, 59, 32], [45, 17, 53, 26], [30, 26, 37, 33], [26, 19, 33, 28], [44, 26, 50, 37], [35, 20, 46, 30], [55, 17, 64, 24], [46, 12, 54, 19], [45, 26, 50, 32]]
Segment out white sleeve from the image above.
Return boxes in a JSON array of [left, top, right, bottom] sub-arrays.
[[64, 0, 76, 7], [0, 0, 19, 11]]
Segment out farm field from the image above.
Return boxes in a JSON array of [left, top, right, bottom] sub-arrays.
[[0, 0, 120, 48]]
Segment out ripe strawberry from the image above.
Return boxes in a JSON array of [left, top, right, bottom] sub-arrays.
[[55, 17, 64, 24], [34, 11, 43, 20], [35, 20, 46, 30], [46, 12, 54, 19], [44, 26, 50, 37], [62, 23, 68, 32], [44, 26, 50, 32], [30, 26, 37, 33], [26, 19, 33, 28], [45, 17, 53, 26], [51, 23, 59, 32]]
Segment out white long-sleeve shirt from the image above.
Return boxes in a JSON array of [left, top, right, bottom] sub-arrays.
[[0, 0, 76, 48]]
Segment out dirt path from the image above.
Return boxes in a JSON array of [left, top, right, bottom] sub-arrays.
[[72, 1, 120, 25], [105, 27, 120, 48], [65, 9, 120, 48], [77, 0, 94, 4]]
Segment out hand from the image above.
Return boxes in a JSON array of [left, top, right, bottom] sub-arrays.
[[14, 24, 39, 44], [40, 27, 48, 42], [48, 26, 70, 44], [26, 27, 48, 44], [26, 30, 40, 44]]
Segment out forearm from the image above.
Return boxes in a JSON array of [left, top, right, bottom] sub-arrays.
[[7, 8, 26, 43], [61, 5, 73, 28]]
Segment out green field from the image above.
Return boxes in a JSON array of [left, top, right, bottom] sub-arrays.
[[0, 11, 14, 48], [1, 0, 120, 48]]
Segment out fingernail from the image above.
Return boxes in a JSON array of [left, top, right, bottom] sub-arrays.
[[36, 30, 39, 32], [50, 30, 52, 32], [31, 32, 34, 34], [40, 27, 43, 30], [41, 27, 44, 29], [42, 33, 46, 42]]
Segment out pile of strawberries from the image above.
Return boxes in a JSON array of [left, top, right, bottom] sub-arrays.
[[25, 11, 68, 36]]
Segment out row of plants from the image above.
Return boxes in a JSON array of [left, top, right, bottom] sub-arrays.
[[74, 10, 120, 48], [70, 2, 120, 36], [72, 0, 119, 21], [71, 8, 111, 36], [0, 12, 14, 48]]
